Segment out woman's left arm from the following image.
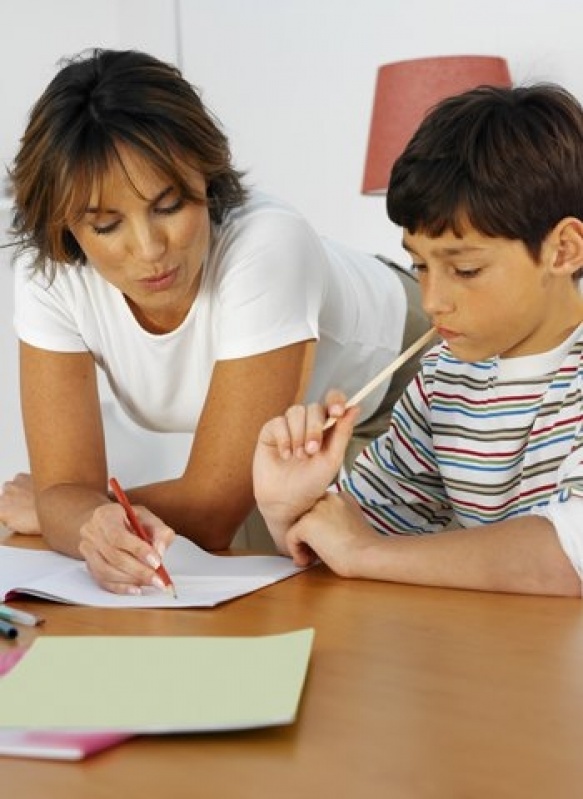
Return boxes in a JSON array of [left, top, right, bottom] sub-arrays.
[[124, 338, 316, 549]]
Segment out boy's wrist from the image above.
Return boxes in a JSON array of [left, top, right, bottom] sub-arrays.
[[262, 511, 295, 544], [349, 534, 395, 580]]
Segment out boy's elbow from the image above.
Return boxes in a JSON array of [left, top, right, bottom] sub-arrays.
[[531, 560, 582, 597], [548, 570, 582, 597]]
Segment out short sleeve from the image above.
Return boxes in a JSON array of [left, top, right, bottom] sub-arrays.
[[532, 500, 583, 581], [530, 439, 583, 579], [213, 210, 327, 360], [14, 259, 87, 352]]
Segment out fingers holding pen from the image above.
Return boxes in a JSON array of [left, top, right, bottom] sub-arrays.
[[259, 393, 359, 462], [81, 545, 154, 596], [322, 389, 350, 429], [79, 502, 175, 594], [285, 403, 328, 458], [260, 403, 323, 460], [130, 505, 175, 559]]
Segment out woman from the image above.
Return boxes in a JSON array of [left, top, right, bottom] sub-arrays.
[[0, 48, 428, 594]]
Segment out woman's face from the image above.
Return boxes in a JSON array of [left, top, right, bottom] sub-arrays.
[[68, 143, 210, 333]]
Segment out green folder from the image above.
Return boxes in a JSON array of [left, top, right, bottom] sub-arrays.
[[0, 629, 314, 732]]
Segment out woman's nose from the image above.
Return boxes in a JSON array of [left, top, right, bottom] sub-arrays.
[[127, 221, 166, 262]]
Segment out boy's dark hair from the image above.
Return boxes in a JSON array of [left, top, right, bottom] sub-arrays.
[[387, 83, 583, 260], [9, 48, 247, 276]]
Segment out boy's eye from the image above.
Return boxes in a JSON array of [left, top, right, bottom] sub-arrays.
[[410, 262, 426, 273], [455, 267, 481, 278]]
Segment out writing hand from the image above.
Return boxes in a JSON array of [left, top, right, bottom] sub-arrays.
[[79, 502, 175, 595]]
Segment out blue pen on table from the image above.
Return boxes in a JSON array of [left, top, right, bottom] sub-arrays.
[[0, 604, 44, 627], [0, 618, 18, 640]]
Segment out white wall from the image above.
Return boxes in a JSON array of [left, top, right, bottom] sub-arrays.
[[2, 0, 583, 484], [0, 0, 178, 174], [178, 0, 583, 262]]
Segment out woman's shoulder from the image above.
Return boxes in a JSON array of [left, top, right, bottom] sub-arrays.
[[207, 190, 323, 276], [229, 189, 303, 218], [218, 190, 314, 240], [14, 254, 114, 308]]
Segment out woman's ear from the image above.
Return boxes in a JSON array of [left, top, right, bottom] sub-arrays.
[[549, 217, 583, 276]]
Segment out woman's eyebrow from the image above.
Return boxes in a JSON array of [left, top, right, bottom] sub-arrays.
[[84, 185, 174, 215]]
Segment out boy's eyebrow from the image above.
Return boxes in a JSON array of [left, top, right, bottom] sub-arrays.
[[84, 186, 174, 215], [402, 240, 487, 258]]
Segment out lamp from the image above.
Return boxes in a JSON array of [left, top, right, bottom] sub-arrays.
[[361, 55, 512, 194]]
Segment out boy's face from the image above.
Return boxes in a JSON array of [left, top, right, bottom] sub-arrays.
[[403, 225, 583, 361]]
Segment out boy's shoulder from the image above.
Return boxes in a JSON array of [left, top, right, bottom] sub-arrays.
[[420, 327, 583, 390], [419, 342, 496, 381]]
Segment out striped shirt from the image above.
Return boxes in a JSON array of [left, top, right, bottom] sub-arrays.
[[339, 325, 583, 570]]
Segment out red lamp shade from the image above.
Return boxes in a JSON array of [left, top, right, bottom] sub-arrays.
[[361, 55, 512, 194]]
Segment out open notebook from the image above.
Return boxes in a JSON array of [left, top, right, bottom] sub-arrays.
[[0, 534, 305, 608], [0, 629, 314, 760]]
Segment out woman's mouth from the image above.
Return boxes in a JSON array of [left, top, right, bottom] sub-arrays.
[[140, 267, 179, 291]]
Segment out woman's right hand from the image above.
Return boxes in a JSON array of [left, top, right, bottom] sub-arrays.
[[79, 502, 176, 595]]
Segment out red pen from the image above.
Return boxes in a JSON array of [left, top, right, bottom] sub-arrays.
[[109, 477, 177, 598]]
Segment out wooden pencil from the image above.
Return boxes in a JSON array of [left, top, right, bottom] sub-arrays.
[[323, 327, 437, 431]]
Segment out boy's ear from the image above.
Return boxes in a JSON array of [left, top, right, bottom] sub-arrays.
[[550, 217, 583, 275]]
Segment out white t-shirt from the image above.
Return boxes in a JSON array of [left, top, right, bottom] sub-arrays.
[[14, 191, 406, 434]]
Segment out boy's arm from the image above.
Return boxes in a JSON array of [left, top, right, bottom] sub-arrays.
[[253, 399, 359, 551], [267, 368, 582, 595], [285, 495, 581, 596]]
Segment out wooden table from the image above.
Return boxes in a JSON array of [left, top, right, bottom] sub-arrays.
[[1, 534, 583, 798]]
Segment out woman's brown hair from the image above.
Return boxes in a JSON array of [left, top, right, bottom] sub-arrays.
[[9, 48, 247, 276]]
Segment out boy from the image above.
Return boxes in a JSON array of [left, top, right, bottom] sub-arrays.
[[252, 84, 583, 596]]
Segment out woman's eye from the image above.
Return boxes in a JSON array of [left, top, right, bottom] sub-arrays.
[[92, 220, 120, 235], [156, 197, 185, 215], [410, 262, 427, 273]]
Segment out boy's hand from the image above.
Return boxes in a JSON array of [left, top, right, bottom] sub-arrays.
[[286, 492, 382, 576], [253, 392, 359, 551], [79, 502, 175, 595]]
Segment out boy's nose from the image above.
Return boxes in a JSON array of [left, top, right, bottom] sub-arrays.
[[421, 276, 454, 317]]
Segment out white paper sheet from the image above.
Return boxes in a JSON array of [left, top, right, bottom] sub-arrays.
[[0, 535, 305, 608]]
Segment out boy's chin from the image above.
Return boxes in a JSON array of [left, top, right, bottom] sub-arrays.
[[447, 342, 497, 363]]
